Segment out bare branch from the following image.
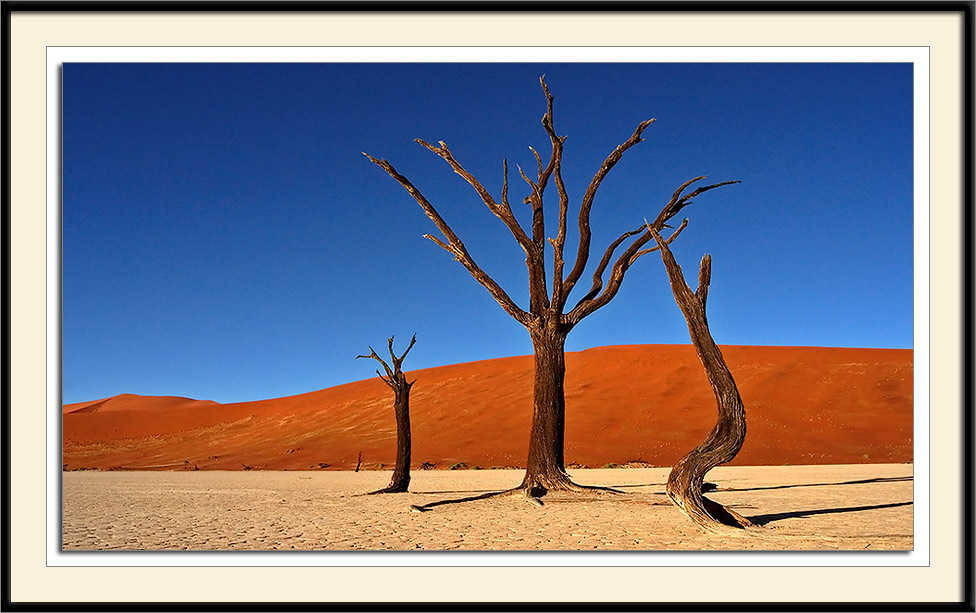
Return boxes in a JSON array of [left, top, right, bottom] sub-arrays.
[[423, 234, 454, 256], [565, 228, 654, 325], [647, 225, 711, 312], [500, 159, 512, 217], [565, 169, 735, 324], [415, 139, 502, 214], [415, 139, 539, 253], [517, 164, 543, 205], [364, 153, 532, 325], [562, 118, 656, 298], [525, 147, 547, 251], [571, 217, 690, 311], [696, 255, 711, 307], [528, 146, 544, 182], [647, 227, 696, 304], [535, 76, 572, 309], [523, 76, 560, 205], [386, 336, 398, 365], [571, 225, 646, 307], [550, 162, 570, 306], [650, 177, 741, 230], [390, 334, 418, 370], [356, 346, 395, 381], [376, 371, 395, 389], [413, 140, 550, 312], [628, 218, 690, 263]]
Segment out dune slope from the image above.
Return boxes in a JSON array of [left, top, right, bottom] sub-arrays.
[[62, 344, 912, 471]]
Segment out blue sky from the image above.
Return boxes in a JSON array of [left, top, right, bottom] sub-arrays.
[[62, 62, 914, 405]]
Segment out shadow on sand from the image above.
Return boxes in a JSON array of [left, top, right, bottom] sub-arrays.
[[747, 500, 913, 526], [722, 475, 912, 494], [405, 475, 914, 517], [409, 490, 515, 512]]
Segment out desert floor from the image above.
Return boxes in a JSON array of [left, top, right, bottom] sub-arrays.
[[62, 464, 912, 551]]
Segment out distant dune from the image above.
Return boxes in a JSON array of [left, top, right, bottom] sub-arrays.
[[62, 344, 912, 471]]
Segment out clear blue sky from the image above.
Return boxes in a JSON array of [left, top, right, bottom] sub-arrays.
[[62, 62, 914, 405]]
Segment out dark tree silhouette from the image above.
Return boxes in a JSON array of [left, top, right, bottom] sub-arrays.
[[365, 78, 737, 498], [648, 226, 753, 532], [357, 335, 417, 494]]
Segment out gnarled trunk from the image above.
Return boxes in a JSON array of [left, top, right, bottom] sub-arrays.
[[651, 229, 753, 532], [519, 324, 574, 495]]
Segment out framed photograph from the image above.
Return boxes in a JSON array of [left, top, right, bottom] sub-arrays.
[[4, 2, 972, 610]]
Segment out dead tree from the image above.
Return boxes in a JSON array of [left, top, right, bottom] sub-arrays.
[[357, 334, 417, 494], [648, 226, 753, 532], [365, 78, 737, 497]]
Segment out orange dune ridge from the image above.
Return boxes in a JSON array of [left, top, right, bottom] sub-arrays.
[[62, 344, 912, 471]]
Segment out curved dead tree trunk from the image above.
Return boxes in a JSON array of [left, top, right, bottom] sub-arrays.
[[357, 335, 417, 494], [365, 77, 737, 498], [648, 227, 753, 532]]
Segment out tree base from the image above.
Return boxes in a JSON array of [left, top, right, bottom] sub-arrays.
[[410, 472, 620, 512], [517, 466, 626, 497], [367, 485, 410, 495], [367, 479, 410, 495], [667, 489, 755, 534]]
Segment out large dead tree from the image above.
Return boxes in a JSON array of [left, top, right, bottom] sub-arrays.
[[648, 226, 753, 532], [365, 78, 737, 497], [357, 335, 417, 494]]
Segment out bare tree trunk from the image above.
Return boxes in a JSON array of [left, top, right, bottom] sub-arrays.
[[358, 335, 417, 495], [388, 387, 411, 492], [649, 228, 753, 532], [519, 323, 574, 495]]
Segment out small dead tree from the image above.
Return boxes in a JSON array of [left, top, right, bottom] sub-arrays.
[[648, 225, 753, 532], [357, 334, 417, 494], [366, 77, 737, 498]]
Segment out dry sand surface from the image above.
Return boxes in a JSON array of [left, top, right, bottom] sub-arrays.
[[63, 344, 912, 471], [63, 464, 912, 551]]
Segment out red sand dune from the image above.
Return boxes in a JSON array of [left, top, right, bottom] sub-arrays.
[[62, 344, 912, 471]]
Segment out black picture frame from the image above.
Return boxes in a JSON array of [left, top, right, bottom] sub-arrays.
[[3, 2, 972, 610]]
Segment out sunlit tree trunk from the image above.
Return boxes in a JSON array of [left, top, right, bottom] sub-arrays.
[[649, 228, 753, 532]]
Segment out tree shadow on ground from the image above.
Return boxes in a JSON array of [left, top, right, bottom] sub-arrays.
[[747, 500, 913, 526], [412, 488, 512, 495], [722, 475, 912, 494], [409, 490, 515, 512], [610, 482, 667, 490], [410, 484, 623, 511]]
